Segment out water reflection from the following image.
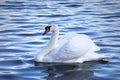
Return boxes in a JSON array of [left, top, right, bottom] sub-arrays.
[[35, 61, 108, 80]]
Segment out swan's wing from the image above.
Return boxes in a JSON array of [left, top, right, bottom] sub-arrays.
[[50, 34, 82, 58], [44, 33, 100, 63]]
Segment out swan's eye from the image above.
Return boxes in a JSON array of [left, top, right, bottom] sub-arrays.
[[45, 26, 51, 31], [43, 26, 51, 35]]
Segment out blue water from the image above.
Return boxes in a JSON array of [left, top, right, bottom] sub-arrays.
[[0, 0, 120, 80]]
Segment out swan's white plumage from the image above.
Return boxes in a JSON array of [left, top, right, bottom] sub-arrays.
[[35, 24, 109, 63]]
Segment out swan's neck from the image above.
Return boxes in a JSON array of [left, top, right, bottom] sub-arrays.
[[47, 30, 59, 49], [35, 29, 59, 61]]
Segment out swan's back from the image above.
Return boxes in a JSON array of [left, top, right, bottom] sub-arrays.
[[58, 32, 100, 52]]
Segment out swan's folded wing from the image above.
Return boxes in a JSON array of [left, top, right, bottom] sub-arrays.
[[44, 33, 101, 63], [49, 35, 87, 61]]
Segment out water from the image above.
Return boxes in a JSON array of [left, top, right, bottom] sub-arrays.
[[0, 0, 120, 80]]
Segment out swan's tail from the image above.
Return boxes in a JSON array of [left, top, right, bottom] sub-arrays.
[[75, 53, 112, 63], [81, 52, 112, 62]]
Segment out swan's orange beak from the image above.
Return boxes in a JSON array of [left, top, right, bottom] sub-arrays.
[[42, 28, 50, 35]]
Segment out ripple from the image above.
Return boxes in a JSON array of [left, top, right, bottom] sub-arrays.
[[66, 4, 82, 8], [0, 29, 25, 33], [36, 14, 72, 17]]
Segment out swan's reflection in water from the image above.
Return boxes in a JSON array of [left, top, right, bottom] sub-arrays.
[[35, 61, 108, 80]]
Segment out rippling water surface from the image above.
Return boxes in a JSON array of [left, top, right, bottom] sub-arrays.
[[0, 0, 120, 80]]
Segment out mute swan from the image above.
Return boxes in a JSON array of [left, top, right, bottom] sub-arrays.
[[35, 24, 109, 63]]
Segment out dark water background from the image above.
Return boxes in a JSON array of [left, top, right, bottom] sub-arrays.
[[0, 0, 120, 80]]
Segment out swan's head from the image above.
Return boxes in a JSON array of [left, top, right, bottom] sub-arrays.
[[42, 24, 58, 35]]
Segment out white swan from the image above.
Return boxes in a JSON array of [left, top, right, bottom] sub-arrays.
[[35, 24, 109, 63]]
